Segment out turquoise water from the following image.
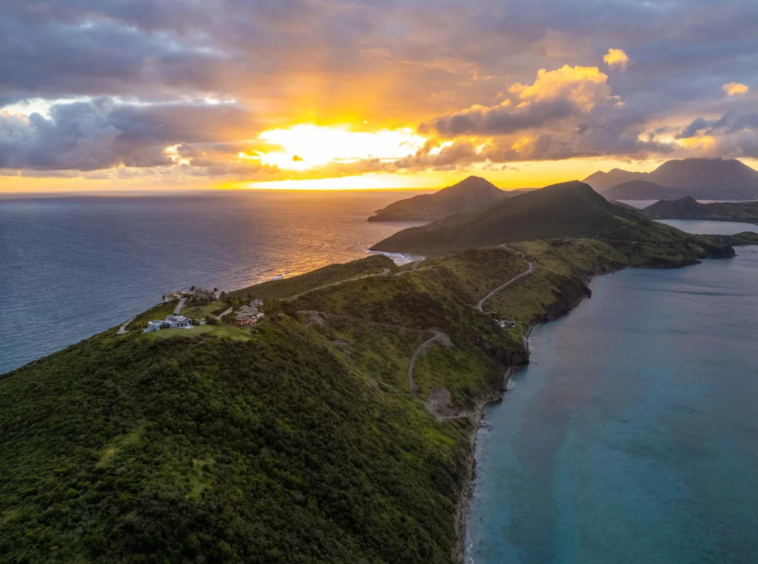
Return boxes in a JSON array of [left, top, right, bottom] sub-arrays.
[[466, 247, 758, 564]]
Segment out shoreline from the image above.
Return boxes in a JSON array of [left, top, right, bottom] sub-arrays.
[[451, 247, 753, 563], [453, 279, 596, 564]]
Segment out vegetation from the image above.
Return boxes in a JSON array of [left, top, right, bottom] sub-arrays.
[[643, 196, 758, 224], [0, 315, 478, 564], [181, 302, 227, 322], [226, 255, 397, 302], [367, 176, 509, 222], [148, 324, 252, 341], [127, 300, 179, 332], [370, 181, 737, 259], [603, 180, 682, 201], [0, 247, 536, 564], [1, 181, 752, 563]]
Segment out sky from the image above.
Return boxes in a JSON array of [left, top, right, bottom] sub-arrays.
[[1, 0, 757, 192]]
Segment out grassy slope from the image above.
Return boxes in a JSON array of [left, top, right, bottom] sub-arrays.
[[0, 318, 473, 564], [0, 249, 533, 564], [226, 255, 397, 302]]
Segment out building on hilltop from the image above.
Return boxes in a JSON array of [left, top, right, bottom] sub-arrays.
[[233, 305, 265, 328], [145, 315, 193, 333]]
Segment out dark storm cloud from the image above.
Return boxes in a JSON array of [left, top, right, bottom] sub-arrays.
[[424, 99, 580, 136], [678, 111, 758, 139]]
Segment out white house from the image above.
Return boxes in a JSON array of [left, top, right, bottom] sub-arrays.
[[166, 315, 193, 328], [145, 315, 193, 333]]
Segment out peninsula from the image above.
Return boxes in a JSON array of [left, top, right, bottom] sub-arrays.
[[643, 196, 758, 225], [1, 182, 756, 564]]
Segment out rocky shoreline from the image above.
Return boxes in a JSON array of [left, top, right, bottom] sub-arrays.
[[453, 273, 595, 563], [451, 240, 756, 563]]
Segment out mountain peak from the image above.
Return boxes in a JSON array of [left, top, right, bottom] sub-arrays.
[[457, 175, 490, 185], [367, 176, 506, 222], [584, 158, 758, 199], [443, 175, 501, 194], [371, 179, 654, 255]]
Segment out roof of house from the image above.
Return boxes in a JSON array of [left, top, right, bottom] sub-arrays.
[[166, 315, 190, 323], [235, 306, 259, 319]]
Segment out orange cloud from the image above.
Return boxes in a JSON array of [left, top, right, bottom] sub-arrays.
[[603, 48, 630, 71], [508, 65, 612, 112], [677, 135, 716, 151], [722, 82, 749, 96]]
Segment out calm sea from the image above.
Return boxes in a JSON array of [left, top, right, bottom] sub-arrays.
[[0, 190, 427, 375], [466, 223, 758, 564]]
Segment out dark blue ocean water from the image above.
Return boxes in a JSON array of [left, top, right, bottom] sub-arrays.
[[466, 243, 758, 564], [0, 191, 425, 375]]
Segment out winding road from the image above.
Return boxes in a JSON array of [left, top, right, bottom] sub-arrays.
[[476, 245, 535, 313], [117, 317, 134, 335], [407, 330, 450, 393]]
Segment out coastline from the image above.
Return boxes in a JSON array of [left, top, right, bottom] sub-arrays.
[[452, 246, 753, 563], [453, 279, 596, 564]]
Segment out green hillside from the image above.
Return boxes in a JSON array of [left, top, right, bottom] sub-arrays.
[[367, 176, 508, 222], [226, 254, 397, 301], [0, 186, 750, 563], [370, 181, 734, 260]]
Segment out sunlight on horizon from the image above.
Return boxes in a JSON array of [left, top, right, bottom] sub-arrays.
[[257, 124, 426, 171]]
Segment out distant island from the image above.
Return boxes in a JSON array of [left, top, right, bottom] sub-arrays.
[[584, 158, 758, 200], [603, 180, 684, 201], [2, 181, 757, 563], [368, 176, 522, 221], [643, 196, 758, 225]]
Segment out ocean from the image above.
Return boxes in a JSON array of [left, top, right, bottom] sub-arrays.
[[465, 226, 758, 564], [0, 190, 426, 375]]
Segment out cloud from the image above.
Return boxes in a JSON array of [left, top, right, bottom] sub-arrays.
[[0, 99, 257, 172], [424, 65, 614, 136], [723, 82, 749, 96], [510, 65, 612, 111], [2, 0, 758, 182], [673, 109, 758, 158], [678, 111, 758, 138], [603, 48, 631, 71], [417, 61, 676, 166]]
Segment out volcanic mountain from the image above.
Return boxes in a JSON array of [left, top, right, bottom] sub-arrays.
[[368, 176, 509, 221], [584, 158, 758, 200]]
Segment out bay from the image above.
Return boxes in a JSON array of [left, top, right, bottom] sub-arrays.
[[465, 221, 758, 563]]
